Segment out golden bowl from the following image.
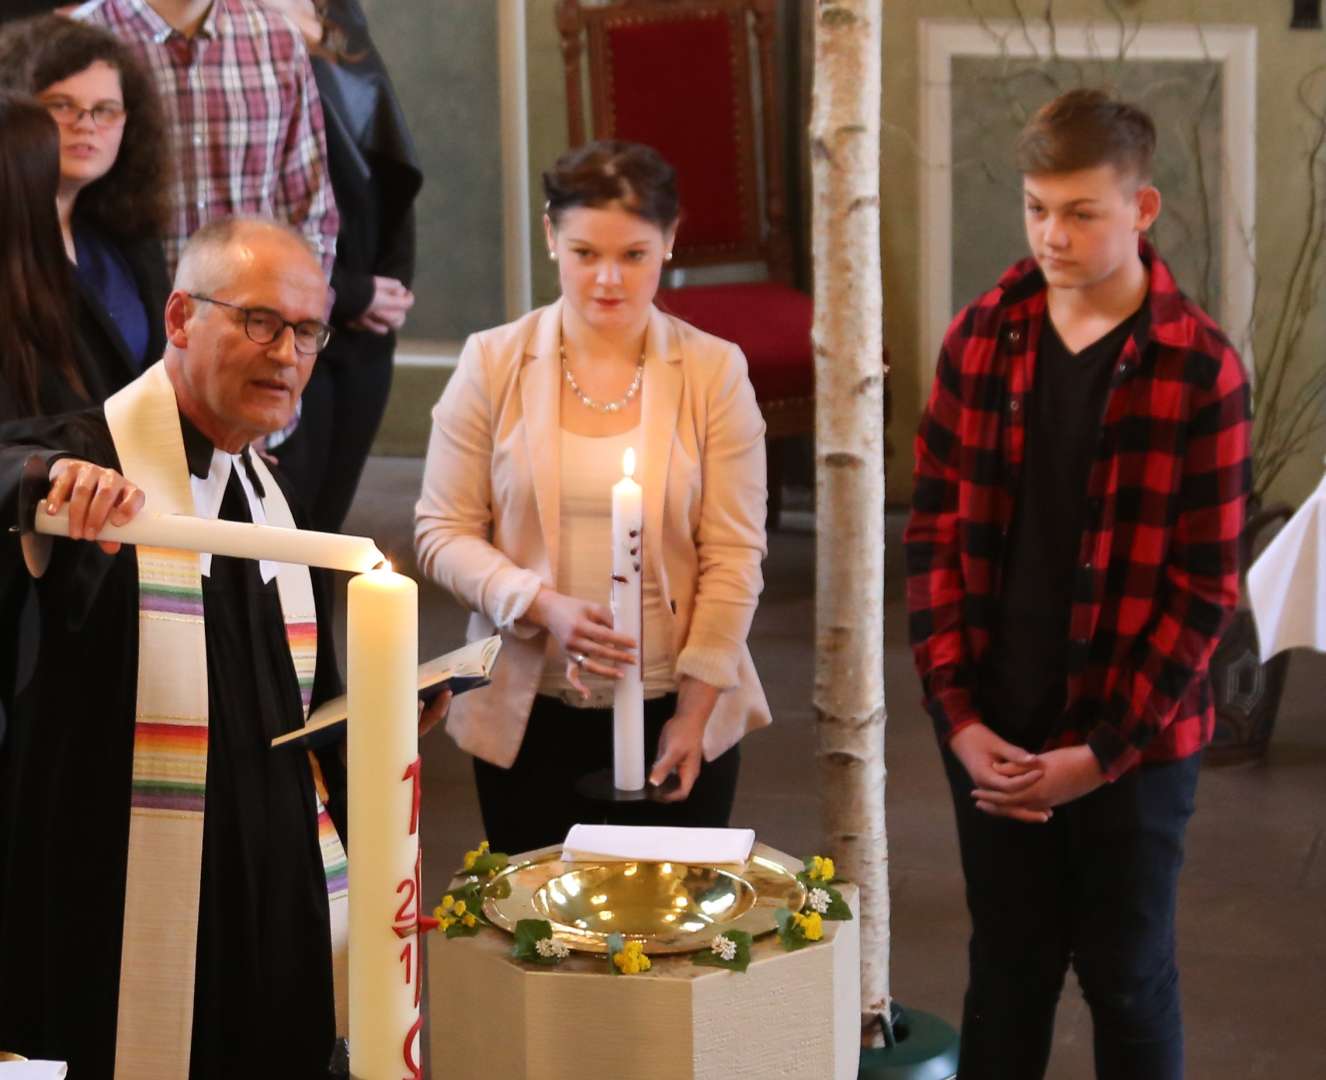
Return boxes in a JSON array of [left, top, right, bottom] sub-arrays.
[[481, 844, 805, 955], [0, 1051, 30, 1062]]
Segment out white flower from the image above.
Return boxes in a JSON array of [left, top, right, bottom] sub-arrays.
[[710, 934, 738, 962], [808, 888, 831, 915], [535, 937, 570, 959]]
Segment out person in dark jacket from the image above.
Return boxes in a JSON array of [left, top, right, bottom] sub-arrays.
[[0, 14, 171, 394], [262, 0, 424, 532]]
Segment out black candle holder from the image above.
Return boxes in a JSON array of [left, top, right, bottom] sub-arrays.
[[575, 767, 679, 807]]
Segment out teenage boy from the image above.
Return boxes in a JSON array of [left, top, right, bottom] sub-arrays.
[[904, 88, 1251, 1079]]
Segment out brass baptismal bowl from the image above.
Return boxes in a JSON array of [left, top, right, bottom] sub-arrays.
[[481, 844, 806, 955]]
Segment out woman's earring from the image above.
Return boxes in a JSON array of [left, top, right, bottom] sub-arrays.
[[664, 251, 673, 262], [548, 251, 558, 262]]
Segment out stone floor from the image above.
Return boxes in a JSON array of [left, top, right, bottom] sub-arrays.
[[342, 456, 1326, 1078]]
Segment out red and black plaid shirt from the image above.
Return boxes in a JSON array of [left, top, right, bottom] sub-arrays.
[[904, 240, 1251, 781]]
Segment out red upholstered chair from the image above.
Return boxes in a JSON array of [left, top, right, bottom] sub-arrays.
[[555, 0, 813, 527]]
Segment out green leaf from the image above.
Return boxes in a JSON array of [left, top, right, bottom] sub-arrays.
[[774, 907, 811, 952], [691, 929, 753, 973], [823, 887, 853, 921], [606, 931, 626, 975], [444, 884, 487, 926], [443, 915, 482, 939], [467, 851, 510, 878], [483, 875, 513, 902], [511, 918, 564, 965], [805, 885, 854, 922]]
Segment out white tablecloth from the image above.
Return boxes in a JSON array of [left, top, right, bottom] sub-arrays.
[[1248, 469, 1326, 660], [562, 824, 756, 864], [0, 1063, 67, 1079]]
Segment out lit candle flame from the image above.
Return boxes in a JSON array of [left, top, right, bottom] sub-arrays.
[[622, 447, 636, 479]]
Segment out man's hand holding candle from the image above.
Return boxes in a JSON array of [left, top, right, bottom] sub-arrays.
[[44, 458, 146, 554]]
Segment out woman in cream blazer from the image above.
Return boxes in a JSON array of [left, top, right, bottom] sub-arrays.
[[414, 142, 770, 853]]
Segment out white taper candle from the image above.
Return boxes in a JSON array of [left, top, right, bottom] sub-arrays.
[[611, 447, 645, 791], [33, 504, 384, 573]]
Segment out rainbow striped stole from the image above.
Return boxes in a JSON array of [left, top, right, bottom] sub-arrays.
[[105, 363, 349, 1076]]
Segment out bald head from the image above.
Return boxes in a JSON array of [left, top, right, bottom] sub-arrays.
[[174, 216, 324, 297], [163, 217, 329, 453]]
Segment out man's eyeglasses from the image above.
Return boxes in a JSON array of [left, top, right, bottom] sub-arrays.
[[188, 294, 332, 355], [41, 97, 127, 129]]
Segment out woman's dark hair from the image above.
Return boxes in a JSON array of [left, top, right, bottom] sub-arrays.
[[0, 14, 170, 240], [542, 140, 679, 230], [0, 92, 86, 415]]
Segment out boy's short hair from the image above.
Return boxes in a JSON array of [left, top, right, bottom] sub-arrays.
[[1015, 88, 1156, 185]]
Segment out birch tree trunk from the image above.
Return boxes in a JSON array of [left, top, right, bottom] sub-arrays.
[[810, 0, 889, 1046]]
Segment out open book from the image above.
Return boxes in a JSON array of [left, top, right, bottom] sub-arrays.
[[270, 634, 502, 749]]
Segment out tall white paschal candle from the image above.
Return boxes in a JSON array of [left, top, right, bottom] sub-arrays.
[[611, 448, 645, 791], [348, 566, 423, 1079]]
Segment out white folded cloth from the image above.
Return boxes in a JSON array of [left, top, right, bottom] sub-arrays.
[[561, 824, 755, 865], [0, 1062, 68, 1079], [1247, 469, 1326, 660]]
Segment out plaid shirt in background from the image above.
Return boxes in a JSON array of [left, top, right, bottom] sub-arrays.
[[904, 240, 1251, 781], [75, 0, 338, 276]]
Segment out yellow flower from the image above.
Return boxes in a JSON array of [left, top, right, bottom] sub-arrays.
[[462, 913, 478, 928], [462, 840, 491, 871], [795, 911, 824, 941], [440, 894, 455, 912], [453, 899, 467, 917], [612, 940, 651, 974], [438, 915, 456, 932], [809, 855, 835, 882]]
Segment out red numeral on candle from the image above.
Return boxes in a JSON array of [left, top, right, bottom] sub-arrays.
[[402, 757, 422, 836], [401, 1014, 423, 1079], [394, 877, 416, 925]]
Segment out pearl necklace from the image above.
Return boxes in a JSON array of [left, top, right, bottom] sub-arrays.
[[560, 343, 645, 414]]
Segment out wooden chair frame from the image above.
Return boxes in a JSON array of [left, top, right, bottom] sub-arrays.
[[554, 0, 794, 282]]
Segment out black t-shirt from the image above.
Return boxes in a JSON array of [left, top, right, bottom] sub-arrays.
[[983, 309, 1140, 746]]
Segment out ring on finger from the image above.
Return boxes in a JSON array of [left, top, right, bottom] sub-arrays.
[[570, 652, 588, 667]]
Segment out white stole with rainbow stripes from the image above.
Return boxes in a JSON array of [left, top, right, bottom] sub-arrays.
[[103, 362, 348, 1080]]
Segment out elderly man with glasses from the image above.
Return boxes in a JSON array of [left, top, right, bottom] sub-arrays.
[[0, 217, 402, 1079]]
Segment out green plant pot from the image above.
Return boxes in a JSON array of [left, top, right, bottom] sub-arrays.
[[858, 1004, 960, 1080]]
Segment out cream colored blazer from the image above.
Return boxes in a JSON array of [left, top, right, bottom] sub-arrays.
[[414, 299, 772, 768]]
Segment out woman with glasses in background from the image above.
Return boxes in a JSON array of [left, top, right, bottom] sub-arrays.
[[0, 14, 171, 396]]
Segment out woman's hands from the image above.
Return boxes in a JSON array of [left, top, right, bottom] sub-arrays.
[[648, 677, 719, 802], [525, 587, 636, 697]]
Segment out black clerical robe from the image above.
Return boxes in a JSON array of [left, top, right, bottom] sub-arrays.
[[0, 410, 346, 1079]]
